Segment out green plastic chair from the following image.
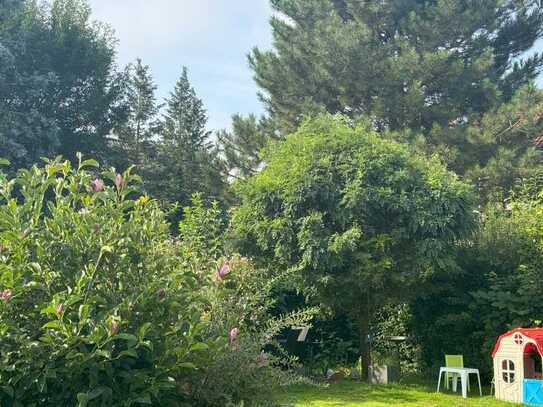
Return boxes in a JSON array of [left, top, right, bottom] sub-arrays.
[[444, 355, 467, 391]]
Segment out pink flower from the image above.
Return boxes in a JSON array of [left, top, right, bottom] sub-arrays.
[[91, 179, 104, 193], [217, 261, 231, 280], [229, 327, 238, 344], [109, 320, 119, 336], [55, 303, 63, 318], [115, 174, 124, 189], [0, 289, 12, 301]]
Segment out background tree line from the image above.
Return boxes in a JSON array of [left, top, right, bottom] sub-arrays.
[[3, 0, 543, 380], [0, 0, 226, 212]]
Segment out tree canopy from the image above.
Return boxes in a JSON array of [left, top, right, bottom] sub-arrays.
[[250, 0, 543, 134], [0, 0, 126, 172], [231, 115, 475, 378]]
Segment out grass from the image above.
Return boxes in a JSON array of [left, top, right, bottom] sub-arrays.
[[276, 379, 516, 407]]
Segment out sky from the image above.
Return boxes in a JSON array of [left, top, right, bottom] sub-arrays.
[[88, 0, 273, 132], [87, 1, 543, 133]]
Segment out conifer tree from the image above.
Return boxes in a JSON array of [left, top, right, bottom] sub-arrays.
[[151, 67, 225, 207], [250, 0, 543, 135], [113, 59, 160, 170], [217, 114, 279, 178]]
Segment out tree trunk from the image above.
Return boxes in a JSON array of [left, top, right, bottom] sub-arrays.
[[359, 302, 371, 382]]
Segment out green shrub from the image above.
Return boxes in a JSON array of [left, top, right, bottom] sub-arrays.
[[178, 198, 315, 406], [0, 158, 314, 406], [0, 157, 211, 406]]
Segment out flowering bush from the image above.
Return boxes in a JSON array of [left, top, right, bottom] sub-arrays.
[[178, 198, 316, 406], [0, 159, 314, 406], [0, 157, 210, 406]]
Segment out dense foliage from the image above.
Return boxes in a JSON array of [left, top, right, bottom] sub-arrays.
[[0, 158, 312, 406], [412, 189, 543, 377], [231, 115, 475, 379], [250, 0, 543, 134], [3, 0, 543, 393], [0, 0, 126, 172]]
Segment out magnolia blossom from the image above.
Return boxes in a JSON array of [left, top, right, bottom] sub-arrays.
[[217, 260, 231, 280], [55, 303, 63, 318], [0, 289, 12, 301], [109, 320, 119, 336], [91, 179, 104, 193], [229, 327, 239, 344], [115, 174, 124, 189]]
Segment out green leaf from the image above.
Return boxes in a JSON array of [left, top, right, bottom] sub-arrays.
[[137, 322, 152, 339], [42, 320, 62, 330], [119, 348, 138, 358], [76, 393, 88, 407], [78, 304, 89, 323], [28, 262, 42, 273], [1, 385, 14, 398], [81, 159, 99, 168], [133, 394, 152, 404], [95, 349, 111, 359], [87, 387, 106, 400], [189, 342, 209, 352], [178, 362, 197, 369], [113, 333, 138, 344]]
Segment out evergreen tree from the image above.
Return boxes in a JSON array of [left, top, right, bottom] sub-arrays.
[[152, 67, 225, 207], [113, 59, 160, 170], [217, 114, 279, 178], [250, 0, 543, 135]]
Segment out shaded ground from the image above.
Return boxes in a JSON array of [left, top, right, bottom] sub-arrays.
[[276, 380, 515, 406]]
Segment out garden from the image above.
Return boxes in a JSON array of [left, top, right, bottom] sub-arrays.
[[3, 0, 543, 406]]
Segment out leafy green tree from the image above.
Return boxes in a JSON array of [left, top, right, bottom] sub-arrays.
[[230, 115, 475, 380], [250, 0, 543, 135], [112, 59, 161, 171], [411, 192, 543, 377], [151, 67, 226, 207], [0, 0, 127, 172]]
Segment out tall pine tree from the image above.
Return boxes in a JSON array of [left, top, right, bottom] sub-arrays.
[[113, 59, 160, 170], [250, 0, 543, 134], [217, 114, 279, 178], [151, 67, 225, 207]]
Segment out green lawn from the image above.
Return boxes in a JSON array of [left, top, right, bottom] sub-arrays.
[[276, 380, 516, 406]]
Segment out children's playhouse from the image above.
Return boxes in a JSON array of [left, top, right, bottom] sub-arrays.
[[492, 328, 543, 405]]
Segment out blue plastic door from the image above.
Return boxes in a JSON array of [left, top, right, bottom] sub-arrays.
[[524, 379, 543, 406]]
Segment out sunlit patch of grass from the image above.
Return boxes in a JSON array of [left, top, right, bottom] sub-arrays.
[[276, 379, 516, 406]]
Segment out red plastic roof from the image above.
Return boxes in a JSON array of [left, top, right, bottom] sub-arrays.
[[492, 328, 543, 358]]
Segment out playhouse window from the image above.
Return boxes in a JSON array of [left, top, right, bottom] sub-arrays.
[[502, 360, 515, 383]]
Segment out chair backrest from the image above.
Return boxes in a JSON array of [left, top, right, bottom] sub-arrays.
[[445, 354, 464, 368]]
